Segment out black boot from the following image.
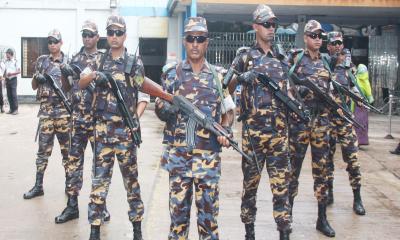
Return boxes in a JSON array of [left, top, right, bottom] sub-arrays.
[[55, 195, 79, 223], [133, 221, 143, 240], [353, 188, 366, 215], [327, 180, 334, 206], [279, 230, 290, 240], [23, 172, 44, 199], [89, 225, 100, 240], [103, 206, 111, 222], [244, 223, 255, 240], [316, 203, 335, 237], [390, 144, 400, 155]]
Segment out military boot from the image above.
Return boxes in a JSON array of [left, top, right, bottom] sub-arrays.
[[23, 172, 44, 199], [55, 195, 79, 223], [390, 143, 400, 155], [244, 223, 255, 240], [353, 188, 366, 215], [316, 203, 335, 237], [132, 221, 143, 240], [279, 230, 290, 240], [327, 180, 334, 206], [89, 225, 100, 240]]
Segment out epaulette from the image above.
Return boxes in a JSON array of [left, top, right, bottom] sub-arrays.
[[162, 61, 178, 74]]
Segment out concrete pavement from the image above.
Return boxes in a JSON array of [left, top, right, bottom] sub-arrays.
[[0, 104, 399, 240]]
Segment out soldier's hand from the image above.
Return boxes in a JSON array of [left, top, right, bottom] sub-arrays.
[[95, 71, 109, 88], [217, 136, 230, 147], [357, 101, 363, 107], [60, 64, 75, 78], [237, 71, 256, 85], [337, 108, 344, 117], [35, 73, 47, 84]]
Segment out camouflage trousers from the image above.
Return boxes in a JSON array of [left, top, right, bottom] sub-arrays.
[[167, 149, 220, 240], [65, 115, 94, 197], [36, 117, 70, 174], [88, 120, 144, 226], [289, 112, 330, 204], [240, 114, 291, 231], [327, 117, 362, 189]]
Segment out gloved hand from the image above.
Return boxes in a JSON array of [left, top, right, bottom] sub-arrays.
[[60, 64, 75, 78], [35, 73, 47, 84], [155, 98, 179, 122], [95, 71, 109, 88], [237, 71, 256, 85]]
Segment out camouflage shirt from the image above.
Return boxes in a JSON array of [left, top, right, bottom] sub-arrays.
[[235, 44, 289, 118], [289, 49, 331, 111], [35, 53, 70, 118], [161, 59, 228, 153], [70, 48, 103, 118], [90, 49, 144, 122]]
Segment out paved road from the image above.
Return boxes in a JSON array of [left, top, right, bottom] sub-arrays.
[[0, 104, 399, 240]]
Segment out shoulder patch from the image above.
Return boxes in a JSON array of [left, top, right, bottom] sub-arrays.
[[162, 61, 178, 74]]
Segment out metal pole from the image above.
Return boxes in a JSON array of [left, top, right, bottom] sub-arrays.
[[384, 94, 394, 139]]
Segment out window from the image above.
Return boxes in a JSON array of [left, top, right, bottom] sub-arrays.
[[21, 37, 48, 78]]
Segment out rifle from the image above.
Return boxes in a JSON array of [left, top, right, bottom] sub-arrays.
[[70, 64, 95, 93], [172, 95, 253, 163], [289, 73, 365, 129], [254, 72, 311, 122], [222, 46, 250, 89], [330, 79, 382, 113], [103, 72, 142, 147], [43, 73, 72, 115]]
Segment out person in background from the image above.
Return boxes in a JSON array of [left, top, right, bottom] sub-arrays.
[[354, 64, 373, 146], [4, 48, 21, 115], [0, 59, 5, 113]]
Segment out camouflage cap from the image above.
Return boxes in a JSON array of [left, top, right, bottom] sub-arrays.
[[304, 20, 325, 33], [253, 4, 277, 23], [48, 29, 62, 41], [327, 31, 343, 43], [106, 15, 126, 29], [184, 17, 208, 33], [81, 20, 98, 33]]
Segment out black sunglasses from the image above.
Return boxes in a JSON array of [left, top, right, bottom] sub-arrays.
[[82, 31, 97, 38], [185, 35, 208, 43], [258, 22, 277, 29], [307, 32, 323, 40], [48, 39, 60, 45], [107, 29, 125, 37], [330, 40, 343, 46]]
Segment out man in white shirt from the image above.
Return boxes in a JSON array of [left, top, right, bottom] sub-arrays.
[[4, 48, 21, 114]]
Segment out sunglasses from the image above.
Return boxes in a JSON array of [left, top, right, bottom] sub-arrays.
[[330, 40, 343, 46], [307, 32, 323, 40], [107, 29, 125, 37], [82, 31, 97, 38], [258, 22, 277, 29], [185, 35, 208, 43], [48, 39, 60, 45]]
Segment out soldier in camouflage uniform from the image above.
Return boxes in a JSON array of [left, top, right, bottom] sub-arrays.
[[326, 31, 365, 215], [54, 20, 111, 224], [23, 29, 71, 200], [155, 17, 234, 240], [80, 15, 169, 240], [226, 5, 292, 240], [287, 20, 335, 237]]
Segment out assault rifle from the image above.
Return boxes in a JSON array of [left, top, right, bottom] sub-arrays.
[[222, 47, 250, 89], [44, 73, 72, 115], [70, 64, 95, 93], [103, 72, 142, 147], [255, 72, 311, 122], [330, 80, 382, 114], [289, 73, 365, 129], [171, 95, 253, 163]]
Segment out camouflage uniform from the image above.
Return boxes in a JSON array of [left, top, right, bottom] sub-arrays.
[[326, 38, 362, 190], [87, 48, 145, 226], [34, 30, 70, 177], [64, 47, 102, 197], [158, 17, 233, 240], [288, 22, 332, 204], [235, 45, 292, 231]]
